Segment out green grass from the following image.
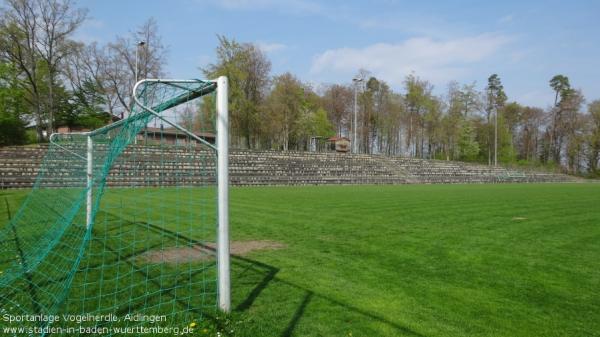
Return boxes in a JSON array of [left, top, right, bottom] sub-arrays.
[[1, 184, 600, 336]]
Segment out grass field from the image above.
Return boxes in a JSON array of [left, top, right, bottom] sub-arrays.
[[1, 183, 599, 336]]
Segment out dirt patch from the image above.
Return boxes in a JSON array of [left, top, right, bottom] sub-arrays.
[[137, 240, 286, 264], [138, 245, 213, 264], [512, 217, 528, 221]]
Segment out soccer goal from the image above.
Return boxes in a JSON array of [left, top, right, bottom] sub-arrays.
[[0, 77, 230, 333]]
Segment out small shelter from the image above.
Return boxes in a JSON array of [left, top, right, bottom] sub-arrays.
[[328, 136, 351, 153]]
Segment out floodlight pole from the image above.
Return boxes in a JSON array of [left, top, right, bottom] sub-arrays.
[[352, 77, 363, 154], [86, 135, 93, 229], [135, 41, 146, 84], [494, 108, 498, 167], [216, 76, 230, 312]]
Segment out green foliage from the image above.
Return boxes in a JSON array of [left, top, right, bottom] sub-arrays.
[[0, 62, 27, 145], [502, 102, 522, 134], [458, 119, 480, 161], [549, 74, 572, 106], [403, 74, 435, 157], [25, 129, 38, 144], [588, 100, 600, 174], [56, 79, 109, 130], [203, 35, 271, 148], [486, 74, 507, 111], [497, 115, 517, 163], [312, 108, 335, 138], [263, 73, 331, 150], [1, 21, 597, 172], [0, 113, 27, 146]]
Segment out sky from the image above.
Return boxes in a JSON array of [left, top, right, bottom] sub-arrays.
[[77, 0, 600, 108]]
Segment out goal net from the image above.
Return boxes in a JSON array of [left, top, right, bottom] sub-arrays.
[[0, 77, 230, 334]]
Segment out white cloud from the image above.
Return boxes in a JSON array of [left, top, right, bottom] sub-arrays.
[[84, 18, 105, 29], [310, 33, 513, 86], [256, 42, 287, 53], [509, 49, 531, 63], [214, 0, 322, 14], [515, 89, 554, 108], [498, 14, 515, 24], [73, 19, 106, 44], [356, 15, 458, 39]]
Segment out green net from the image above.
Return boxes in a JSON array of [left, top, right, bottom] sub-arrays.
[[0, 79, 220, 335]]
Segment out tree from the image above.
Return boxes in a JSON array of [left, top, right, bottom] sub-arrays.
[[312, 107, 334, 139], [359, 77, 378, 154], [404, 74, 433, 158], [458, 119, 479, 161], [66, 42, 114, 115], [105, 18, 166, 118], [55, 78, 109, 131], [498, 101, 522, 163], [0, 0, 45, 140], [321, 84, 352, 137], [264, 72, 304, 150], [36, 0, 86, 134], [547, 74, 574, 164], [382, 92, 404, 155], [587, 100, 600, 175], [204, 35, 271, 148], [0, 0, 86, 139], [518, 106, 544, 162], [423, 96, 443, 159], [561, 90, 585, 173], [0, 62, 27, 145], [374, 82, 403, 155], [65, 19, 167, 121], [443, 82, 482, 161], [550, 75, 571, 107], [485, 74, 507, 166]]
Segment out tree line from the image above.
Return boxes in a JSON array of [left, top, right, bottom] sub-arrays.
[[1, 0, 599, 176], [0, 0, 166, 144], [203, 36, 600, 176]]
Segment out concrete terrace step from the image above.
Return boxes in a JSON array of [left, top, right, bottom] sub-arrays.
[[0, 145, 577, 189]]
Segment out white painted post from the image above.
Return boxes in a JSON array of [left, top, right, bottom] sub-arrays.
[[86, 135, 93, 229], [216, 76, 230, 312]]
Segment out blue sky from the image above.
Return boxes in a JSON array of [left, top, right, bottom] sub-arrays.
[[78, 0, 600, 108]]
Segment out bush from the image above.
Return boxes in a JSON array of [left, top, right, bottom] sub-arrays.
[[0, 113, 27, 146]]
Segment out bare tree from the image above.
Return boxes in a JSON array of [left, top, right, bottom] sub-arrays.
[[36, 0, 86, 133], [104, 18, 166, 118], [65, 42, 115, 113], [0, 0, 86, 139], [321, 84, 352, 136], [518, 106, 544, 162], [588, 101, 600, 174], [65, 18, 166, 123]]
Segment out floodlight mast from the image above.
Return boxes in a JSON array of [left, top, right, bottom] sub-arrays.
[[216, 76, 231, 312], [135, 41, 146, 84], [352, 77, 364, 154]]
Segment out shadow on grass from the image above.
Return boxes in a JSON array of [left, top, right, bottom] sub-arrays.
[[141, 221, 425, 337], [2, 197, 425, 336], [280, 292, 313, 337]]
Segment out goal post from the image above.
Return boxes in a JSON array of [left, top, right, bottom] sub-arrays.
[[216, 76, 231, 312], [131, 76, 231, 312], [0, 75, 231, 334]]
